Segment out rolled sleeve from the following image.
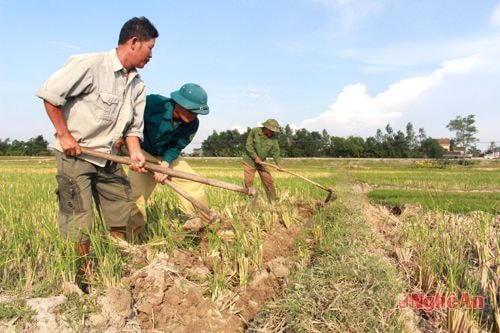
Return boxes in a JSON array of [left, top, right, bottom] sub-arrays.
[[36, 55, 93, 106], [36, 87, 67, 107]]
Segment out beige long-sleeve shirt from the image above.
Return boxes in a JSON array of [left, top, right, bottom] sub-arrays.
[[36, 49, 146, 166]]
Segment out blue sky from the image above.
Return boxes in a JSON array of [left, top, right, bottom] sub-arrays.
[[1, 0, 499, 151]]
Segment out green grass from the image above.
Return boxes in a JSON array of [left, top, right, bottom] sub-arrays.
[[0, 299, 35, 322], [1, 156, 498, 332], [368, 189, 500, 214], [354, 169, 500, 191], [248, 171, 406, 332]]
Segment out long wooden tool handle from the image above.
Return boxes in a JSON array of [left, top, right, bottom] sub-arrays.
[[162, 178, 218, 222], [261, 161, 331, 192], [80, 147, 252, 195]]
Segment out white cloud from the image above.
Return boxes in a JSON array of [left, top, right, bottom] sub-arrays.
[[231, 125, 247, 134], [288, 123, 301, 132], [50, 41, 79, 51], [301, 56, 482, 137], [490, 3, 500, 26]]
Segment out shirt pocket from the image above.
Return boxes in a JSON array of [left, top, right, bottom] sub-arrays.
[[96, 92, 120, 123]]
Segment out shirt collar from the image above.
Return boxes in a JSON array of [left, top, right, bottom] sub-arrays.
[[110, 49, 139, 79]]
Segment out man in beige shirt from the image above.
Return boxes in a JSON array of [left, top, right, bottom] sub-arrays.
[[37, 16, 158, 292]]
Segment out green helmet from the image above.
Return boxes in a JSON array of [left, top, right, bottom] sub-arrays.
[[170, 83, 209, 115], [262, 118, 281, 132]]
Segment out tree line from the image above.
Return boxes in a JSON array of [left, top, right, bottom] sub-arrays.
[[1, 115, 482, 158], [3, 129, 440, 158], [201, 122, 448, 158], [0, 135, 50, 156]]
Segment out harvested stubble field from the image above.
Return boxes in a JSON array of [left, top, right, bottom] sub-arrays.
[[0, 157, 498, 332]]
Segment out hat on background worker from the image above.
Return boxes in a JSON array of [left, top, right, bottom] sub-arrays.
[[170, 83, 210, 115], [262, 118, 281, 132]]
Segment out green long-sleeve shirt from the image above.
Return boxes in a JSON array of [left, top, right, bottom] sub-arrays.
[[141, 94, 199, 163], [243, 127, 281, 167]]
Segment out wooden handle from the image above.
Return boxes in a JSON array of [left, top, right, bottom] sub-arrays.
[[80, 147, 253, 196], [261, 161, 331, 192], [162, 178, 218, 222]]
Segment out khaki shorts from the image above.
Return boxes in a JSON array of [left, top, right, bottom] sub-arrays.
[[54, 150, 132, 242], [128, 149, 208, 235]]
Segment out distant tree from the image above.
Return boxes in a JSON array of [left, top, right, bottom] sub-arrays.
[[329, 136, 366, 157], [0, 135, 49, 156], [405, 122, 417, 150], [345, 136, 366, 157], [6, 139, 25, 155], [289, 129, 310, 156], [469, 146, 482, 157], [365, 136, 382, 157], [375, 129, 384, 143], [384, 124, 393, 138], [330, 136, 348, 157], [0, 138, 10, 155], [319, 129, 331, 156], [381, 124, 396, 157], [485, 141, 497, 154], [420, 138, 444, 158], [306, 131, 323, 157], [446, 114, 479, 160], [393, 130, 409, 157], [26, 135, 50, 155], [201, 128, 250, 156], [278, 124, 294, 157], [201, 130, 220, 156], [417, 128, 427, 145]]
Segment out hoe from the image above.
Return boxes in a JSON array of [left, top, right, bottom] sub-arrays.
[[261, 162, 336, 203], [80, 148, 258, 223]]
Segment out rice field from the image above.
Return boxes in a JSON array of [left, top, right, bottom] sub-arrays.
[[0, 156, 498, 332]]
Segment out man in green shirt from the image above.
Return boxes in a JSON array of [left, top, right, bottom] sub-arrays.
[[243, 119, 283, 201], [128, 83, 209, 236]]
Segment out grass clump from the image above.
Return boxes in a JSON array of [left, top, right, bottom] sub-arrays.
[[0, 299, 35, 322], [0, 298, 35, 331], [368, 189, 500, 214]]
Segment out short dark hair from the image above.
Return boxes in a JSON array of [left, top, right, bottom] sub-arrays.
[[118, 17, 159, 45]]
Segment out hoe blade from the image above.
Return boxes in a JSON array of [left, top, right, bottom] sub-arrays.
[[324, 189, 337, 203]]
